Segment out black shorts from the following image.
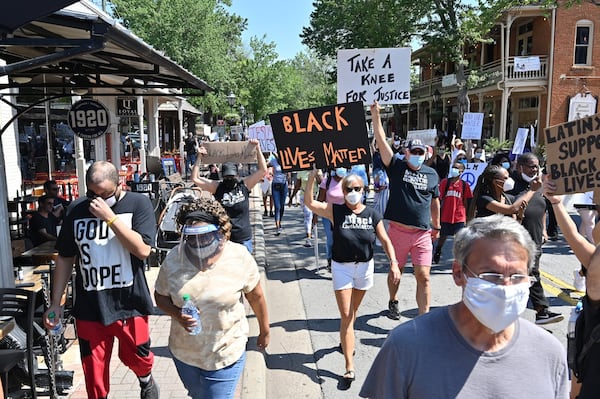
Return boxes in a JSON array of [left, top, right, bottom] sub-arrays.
[[440, 222, 465, 237]]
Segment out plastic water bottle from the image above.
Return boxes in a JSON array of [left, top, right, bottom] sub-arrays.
[[48, 311, 63, 336], [181, 294, 202, 335]]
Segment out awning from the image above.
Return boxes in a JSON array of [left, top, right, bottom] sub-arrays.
[[158, 99, 202, 115], [1, 1, 80, 34], [0, 0, 213, 94]]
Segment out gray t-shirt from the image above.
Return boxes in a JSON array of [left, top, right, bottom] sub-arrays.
[[360, 307, 569, 399]]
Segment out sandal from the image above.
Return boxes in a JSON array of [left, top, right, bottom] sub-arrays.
[[343, 370, 355, 382]]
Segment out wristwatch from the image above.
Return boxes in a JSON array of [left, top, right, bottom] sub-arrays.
[[432, 226, 441, 231]]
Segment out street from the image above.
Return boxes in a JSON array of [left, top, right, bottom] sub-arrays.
[[260, 202, 582, 398]]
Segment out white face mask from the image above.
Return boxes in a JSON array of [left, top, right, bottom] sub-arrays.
[[345, 191, 362, 205], [463, 277, 530, 333], [521, 172, 534, 183], [503, 177, 515, 192]]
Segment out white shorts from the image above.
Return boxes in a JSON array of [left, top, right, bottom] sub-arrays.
[[332, 259, 374, 291]]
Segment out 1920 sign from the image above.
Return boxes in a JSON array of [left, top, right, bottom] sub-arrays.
[[68, 99, 110, 140]]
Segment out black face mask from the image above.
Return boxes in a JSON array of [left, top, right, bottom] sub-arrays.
[[222, 177, 237, 190]]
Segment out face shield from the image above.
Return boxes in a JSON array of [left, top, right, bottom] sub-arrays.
[[179, 224, 225, 271]]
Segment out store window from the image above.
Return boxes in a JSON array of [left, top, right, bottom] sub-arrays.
[[575, 21, 593, 65]]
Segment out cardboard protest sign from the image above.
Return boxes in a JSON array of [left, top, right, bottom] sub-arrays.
[[201, 141, 257, 165], [337, 48, 411, 105], [407, 129, 437, 146], [268, 102, 371, 172], [248, 123, 276, 152], [545, 113, 600, 194], [461, 113, 484, 140]]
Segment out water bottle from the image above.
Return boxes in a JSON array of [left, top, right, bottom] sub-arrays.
[[181, 294, 202, 335], [48, 311, 63, 336]]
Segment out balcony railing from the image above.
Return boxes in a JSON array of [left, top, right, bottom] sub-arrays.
[[411, 55, 548, 100]]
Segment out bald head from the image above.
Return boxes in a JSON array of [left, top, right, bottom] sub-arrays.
[[86, 161, 119, 187]]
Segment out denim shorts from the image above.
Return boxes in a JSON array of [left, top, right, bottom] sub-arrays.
[[173, 351, 246, 399]]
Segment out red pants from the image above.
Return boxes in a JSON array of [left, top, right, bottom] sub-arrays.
[[76, 317, 154, 399]]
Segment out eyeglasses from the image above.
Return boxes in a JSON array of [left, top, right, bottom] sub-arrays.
[[410, 150, 425, 155], [464, 263, 535, 286], [344, 186, 362, 193], [86, 187, 117, 200], [456, 157, 467, 161]]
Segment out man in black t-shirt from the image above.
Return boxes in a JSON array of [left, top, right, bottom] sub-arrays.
[[508, 153, 563, 325], [29, 194, 60, 246], [43, 161, 159, 399], [371, 102, 441, 320]]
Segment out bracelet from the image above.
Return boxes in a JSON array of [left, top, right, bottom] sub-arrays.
[[106, 216, 119, 227], [390, 260, 399, 264], [432, 227, 441, 231]]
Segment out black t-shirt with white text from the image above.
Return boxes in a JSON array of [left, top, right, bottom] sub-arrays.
[[332, 204, 382, 263], [385, 157, 439, 229], [56, 192, 156, 325], [215, 180, 252, 243]]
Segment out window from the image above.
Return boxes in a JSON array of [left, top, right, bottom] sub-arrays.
[[574, 21, 593, 65], [516, 22, 533, 56]]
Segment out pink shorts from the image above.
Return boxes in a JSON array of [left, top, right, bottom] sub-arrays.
[[388, 223, 433, 267]]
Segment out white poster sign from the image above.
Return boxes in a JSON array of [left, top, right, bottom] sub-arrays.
[[337, 47, 411, 105], [248, 123, 276, 152], [442, 74, 457, 87], [406, 129, 437, 146], [461, 112, 484, 140], [512, 127, 529, 155], [461, 162, 488, 190], [569, 93, 597, 121], [514, 56, 541, 72]]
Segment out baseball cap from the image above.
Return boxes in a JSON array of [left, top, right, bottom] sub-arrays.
[[221, 162, 238, 177], [407, 139, 427, 152], [455, 138, 464, 147]]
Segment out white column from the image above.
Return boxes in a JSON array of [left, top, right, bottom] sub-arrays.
[[72, 95, 88, 198], [137, 95, 146, 173], [178, 99, 185, 174]]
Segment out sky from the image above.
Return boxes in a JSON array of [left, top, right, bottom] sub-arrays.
[[226, 0, 315, 60]]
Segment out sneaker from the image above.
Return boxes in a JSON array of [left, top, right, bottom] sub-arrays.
[[535, 310, 564, 325], [433, 251, 441, 264], [303, 238, 313, 247], [269, 211, 274, 217], [388, 300, 400, 320], [574, 269, 586, 292], [140, 376, 159, 399], [263, 210, 268, 217]]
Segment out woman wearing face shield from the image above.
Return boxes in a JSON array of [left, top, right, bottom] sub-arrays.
[[154, 197, 270, 399], [467, 164, 541, 221], [305, 170, 398, 385]]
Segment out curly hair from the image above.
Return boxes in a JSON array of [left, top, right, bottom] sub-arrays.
[[175, 197, 232, 240]]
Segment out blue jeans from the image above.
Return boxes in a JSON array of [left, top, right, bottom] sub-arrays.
[[173, 351, 246, 399], [271, 182, 288, 224], [241, 239, 253, 253], [322, 217, 333, 260]]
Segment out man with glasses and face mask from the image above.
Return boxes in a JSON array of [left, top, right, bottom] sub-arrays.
[[360, 215, 569, 399], [43, 161, 159, 399], [371, 102, 441, 319], [507, 152, 563, 325]]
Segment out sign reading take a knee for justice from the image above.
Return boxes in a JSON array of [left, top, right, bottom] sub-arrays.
[[545, 112, 600, 194], [268, 101, 371, 172]]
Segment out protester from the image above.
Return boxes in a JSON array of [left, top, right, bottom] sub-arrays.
[[288, 169, 322, 247], [268, 153, 289, 235], [426, 144, 451, 181], [360, 215, 569, 399], [573, 191, 596, 291], [506, 153, 563, 324], [433, 162, 472, 264], [544, 180, 600, 399], [44, 161, 159, 399], [371, 102, 440, 318], [305, 170, 398, 386], [29, 194, 61, 246], [191, 139, 267, 252], [491, 150, 512, 171], [261, 162, 274, 217], [317, 167, 347, 271], [184, 132, 199, 173], [154, 197, 270, 399]]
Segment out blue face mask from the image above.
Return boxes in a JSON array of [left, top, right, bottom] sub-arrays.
[[408, 154, 425, 169], [335, 167, 347, 178], [502, 161, 510, 170], [457, 159, 468, 165], [449, 168, 461, 178]]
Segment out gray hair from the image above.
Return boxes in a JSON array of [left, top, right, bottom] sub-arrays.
[[341, 173, 365, 188], [86, 161, 119, 186], [453, 214, 537, 272]]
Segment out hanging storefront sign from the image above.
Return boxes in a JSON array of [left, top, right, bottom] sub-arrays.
[[68, 99, 110, 140], [117, 97, 138, 117]]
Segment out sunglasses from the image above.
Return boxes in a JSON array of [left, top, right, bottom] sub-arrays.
[[410, 150, 425, 155], [344, 186, 362, 193]]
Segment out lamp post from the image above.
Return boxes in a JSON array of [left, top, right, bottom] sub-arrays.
[[226, 91, 236, 113], [239, 105, 247, 130], [432, 89, 441, 130]]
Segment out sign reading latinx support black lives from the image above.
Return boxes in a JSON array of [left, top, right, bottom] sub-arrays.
[[268, 102, 371, 172], [545, 112, 600, 194]]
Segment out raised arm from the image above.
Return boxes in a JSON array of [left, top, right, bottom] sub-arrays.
[[243, 140, 267, 190], [304, 169, 333, 222], [191, 145, 219, 194], [370, 102, 393, 167]]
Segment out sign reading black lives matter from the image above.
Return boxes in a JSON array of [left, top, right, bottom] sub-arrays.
[[337, 47, 411, 105], [68, 99, 110, 140], [269, 102, 371, 172], [545, 112, 600, 194]]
